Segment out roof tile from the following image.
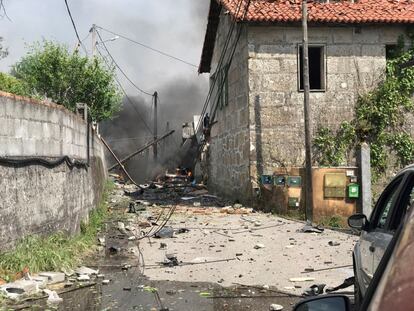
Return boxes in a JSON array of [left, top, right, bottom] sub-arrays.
[[220, 0, 414, 24]]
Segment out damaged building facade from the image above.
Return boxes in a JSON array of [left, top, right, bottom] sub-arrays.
[[199, 0, 414, 205]]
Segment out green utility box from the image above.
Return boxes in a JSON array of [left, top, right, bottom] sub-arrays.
[[287, 176, 302, 188], [348, 183, 360, 199], [288, 197, 300, 208], [274, 175, 286, 186]]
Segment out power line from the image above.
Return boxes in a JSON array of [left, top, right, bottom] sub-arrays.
[[95, 25, 198, 68], [96, 29, 153, 97], [64, 0, 88, 55], [96, 46, 154, 135], [194, 0, 246, 135]]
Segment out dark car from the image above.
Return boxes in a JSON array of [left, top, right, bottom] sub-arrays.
[[293, 164, 414, 311], [348, 165, 414, 306]]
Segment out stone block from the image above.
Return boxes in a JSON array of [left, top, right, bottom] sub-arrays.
[[39, 272, 65, 284], [22, 139, 36, 155], [15, 119, 28, 139], [332, 27, 353, 44], [1, 280, 39, 298], [361, 45, 384, 57], [31, 275, 49, 288], [353, 27, 380, 44]]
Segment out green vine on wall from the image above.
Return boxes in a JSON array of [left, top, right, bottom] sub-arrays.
[[314, 34, 414, 179]]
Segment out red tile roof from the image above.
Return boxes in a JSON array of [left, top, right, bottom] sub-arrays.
[[199, 0, 414, 73], [222, 0, 414, 24]]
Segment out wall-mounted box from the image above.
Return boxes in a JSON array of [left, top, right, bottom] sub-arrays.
[[348, 183, 360, 198], [274, 175, 286, 186], [288, 197, 300, 208], [287, 176, 302, 187], [324, 173, 347, 198], [261, 175, 273, 185]]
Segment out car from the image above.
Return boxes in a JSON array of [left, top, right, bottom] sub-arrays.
[[293, 164, 414, 311], [348, 165, 414, 307]]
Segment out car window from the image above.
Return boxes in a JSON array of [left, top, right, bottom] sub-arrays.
[[371, 176, 403, 230], [389, 174, 414, 231], [377, 192, 396, 229]]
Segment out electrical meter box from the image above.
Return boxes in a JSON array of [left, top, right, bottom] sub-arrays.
[[274, 175, 286, 186], [287, 176, 302, 187], [288, 197, 300, 208], [348, 183, 360, 198], [261, 175, 273, 185], [324, 173, 347, 198]]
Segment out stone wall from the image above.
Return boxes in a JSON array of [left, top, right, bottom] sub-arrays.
[[0, 91, 107, 251], [207, 12, 251, 202], [247, 24, 408, 181]]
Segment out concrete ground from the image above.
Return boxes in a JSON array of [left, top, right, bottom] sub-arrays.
[[99, 182, 358, 310], [139, 207, 357, 297]]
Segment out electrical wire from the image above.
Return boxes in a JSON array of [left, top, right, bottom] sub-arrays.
[[95, 25, 198, 68], [194, 0, 246, 135], [96, 30, 154, 97], [95, 45, 154, 135], [64, 0, 88, 55]]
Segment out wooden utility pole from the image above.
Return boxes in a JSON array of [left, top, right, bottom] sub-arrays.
[[302, 0, 313, 222], [91, 24, 97, 57], [153, 91, 158, 160]]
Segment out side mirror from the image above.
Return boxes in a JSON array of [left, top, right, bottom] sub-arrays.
[[294, 295, 351, 311], [348, 214, 368, 230]]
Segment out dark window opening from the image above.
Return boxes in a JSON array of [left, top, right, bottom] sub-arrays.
[[386, 44, 399, 60], [299, 46, 325, 91]]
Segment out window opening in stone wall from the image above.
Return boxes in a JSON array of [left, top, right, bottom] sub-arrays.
[[216, 65, 229, 111], [298, 45, 325, 91], [386, 44, 399, 60]]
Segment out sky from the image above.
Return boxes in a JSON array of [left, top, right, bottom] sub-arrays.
[[0, 0, 211, 179], [0, 0, 209, 92]]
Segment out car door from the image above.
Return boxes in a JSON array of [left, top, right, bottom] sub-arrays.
[[359, 174, 405, 294], [372, 171, 414, 270]]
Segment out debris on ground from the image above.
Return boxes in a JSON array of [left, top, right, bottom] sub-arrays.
[[44, 289, 63, 304], [328, 241, 341, 246], [298, 223, 324, 234], [269, 303, 284, 310], [303, 284, 326, 296]]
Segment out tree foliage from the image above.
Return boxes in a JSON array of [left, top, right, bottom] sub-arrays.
[[314, 41, 414, 178], [0, 72, 31, 97], [12, 41, 121, 121], [0, 37, 8, 60]]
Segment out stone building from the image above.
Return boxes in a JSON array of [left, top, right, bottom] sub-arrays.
[[199, 0, 414, 203]]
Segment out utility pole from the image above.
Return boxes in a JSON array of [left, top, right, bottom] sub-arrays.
[[91, 24, 97, 57], [153, 91, 158, 160], [302, 0, 313, 222]]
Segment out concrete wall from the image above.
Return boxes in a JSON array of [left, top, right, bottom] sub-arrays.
[[207, 11, 251, 202], [247, 24, 408, 186], [0, 91, 107, 251]]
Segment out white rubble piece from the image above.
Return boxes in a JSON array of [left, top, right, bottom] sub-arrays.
[[77, 275, 90, 281], [31, 275, 49, 288], [270, 303, 284, 310], [39, 272, 65, 284], [44, 289, 63, 304], [75, 266, 99, 276], [1, 280, 39, 299]]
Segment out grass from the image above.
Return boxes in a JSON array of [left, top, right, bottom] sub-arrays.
[[0, 180, 114, 283], [317, 215, 347, 228]]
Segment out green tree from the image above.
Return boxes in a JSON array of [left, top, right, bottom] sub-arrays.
[[0, 72, 31, 97], [12, 41, 121, 121], [0, 37, 8, 59]]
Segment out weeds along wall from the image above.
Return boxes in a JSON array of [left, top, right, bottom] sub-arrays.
[[0, 91, 107, 251]]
